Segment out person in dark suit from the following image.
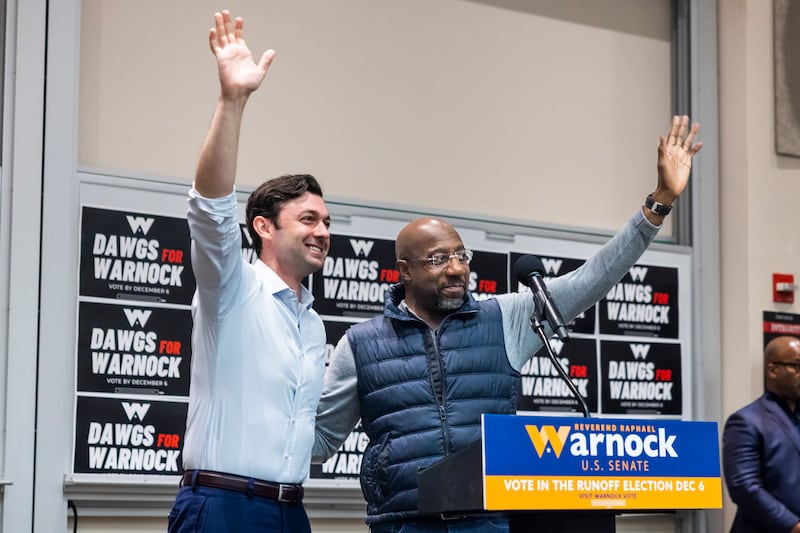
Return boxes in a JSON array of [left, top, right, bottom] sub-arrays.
[[722, 335, 800, 533]]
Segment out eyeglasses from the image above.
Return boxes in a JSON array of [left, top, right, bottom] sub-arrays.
[[770, 361, 800, 373], [413, 250, 473, 268]]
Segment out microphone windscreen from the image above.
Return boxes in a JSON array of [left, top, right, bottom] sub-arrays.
[[513, 255, 545, 286]]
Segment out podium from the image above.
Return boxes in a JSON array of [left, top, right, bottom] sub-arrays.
[[418, 440, 616, 532], [417, 414, 722, 532]]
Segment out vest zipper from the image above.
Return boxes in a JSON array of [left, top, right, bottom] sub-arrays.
[[426, 328, 450, 454]]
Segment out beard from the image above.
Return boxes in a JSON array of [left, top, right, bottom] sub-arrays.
[[436, 293, 467, 312]]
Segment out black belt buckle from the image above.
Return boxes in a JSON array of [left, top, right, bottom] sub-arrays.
[[277, 483, 292, 503]]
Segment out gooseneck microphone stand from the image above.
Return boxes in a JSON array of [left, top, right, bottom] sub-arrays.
[[527, 309, 591, 419]]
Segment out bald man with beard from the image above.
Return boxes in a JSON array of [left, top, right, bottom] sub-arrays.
[[313, 116, 702, 533], [393, 218, 475, 322], [723, 336, 800, 533]]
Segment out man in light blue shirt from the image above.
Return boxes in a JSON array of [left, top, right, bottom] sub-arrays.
[[168, 10, 331, 533]]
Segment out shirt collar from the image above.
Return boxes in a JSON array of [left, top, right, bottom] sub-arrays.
[[254, 260, 315, 309], [766, 390, 800, 418]]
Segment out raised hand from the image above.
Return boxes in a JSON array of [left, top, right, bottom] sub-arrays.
[[195, 11, 277, 198], [209, 10, 276, 100], [655, 115, 702, 205]]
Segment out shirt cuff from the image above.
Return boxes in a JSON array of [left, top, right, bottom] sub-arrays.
[[188, 186, 238, 224], [635, 206, 661, 238]]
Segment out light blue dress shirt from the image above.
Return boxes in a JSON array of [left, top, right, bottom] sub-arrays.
[[183, 188, 326, 484]]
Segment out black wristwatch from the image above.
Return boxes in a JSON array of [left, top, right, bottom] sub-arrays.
[[644, 194, 672, 216]]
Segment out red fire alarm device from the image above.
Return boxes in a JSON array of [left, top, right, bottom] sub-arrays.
[[773, 273, 796, 304]]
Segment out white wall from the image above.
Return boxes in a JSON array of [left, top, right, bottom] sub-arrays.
[[79, 0, 673, 233], [719, 0, 800, 530]]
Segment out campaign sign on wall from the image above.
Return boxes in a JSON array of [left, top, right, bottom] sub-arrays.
[[481, 414, 722, 510], [74, 396, 187, 475], [311, 234, 398, 317], [321, 319, 354, 365], [310, 421, 366, 480], [469, 250, 509, 302], [238, 222, 258, 264], [79, 207, 195, 305], [763, 311, 800, 347], [517, 337, 599, 414], [509, 252, 595, 335], [598, 264, 679, 338], [600, 340, 682, 415], [309, 318, 363, 481], [76, 302, 192, 396]]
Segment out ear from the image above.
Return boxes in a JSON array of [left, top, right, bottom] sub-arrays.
[[252, 215, 273, 244], [397, 260, 413, 283], [765, 362, 779, 381]]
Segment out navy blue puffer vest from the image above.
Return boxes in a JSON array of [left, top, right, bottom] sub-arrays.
[[348, 284, 519, 524]]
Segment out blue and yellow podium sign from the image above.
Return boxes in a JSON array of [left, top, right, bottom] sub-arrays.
[[481, 414, 721, 510]]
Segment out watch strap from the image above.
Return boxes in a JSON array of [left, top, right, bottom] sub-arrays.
[[644, 194, 672, 216]]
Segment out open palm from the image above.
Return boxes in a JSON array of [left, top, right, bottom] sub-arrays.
[[656, 115, 702, 201], [209, 10, 275, 99]]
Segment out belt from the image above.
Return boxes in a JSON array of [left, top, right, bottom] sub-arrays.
[[182, 470, 304, 503]]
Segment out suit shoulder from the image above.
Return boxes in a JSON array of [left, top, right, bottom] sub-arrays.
[[724, 396, 768, 426]]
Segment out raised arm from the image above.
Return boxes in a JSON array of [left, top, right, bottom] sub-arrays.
[[195, 10, 276, 198], [643, 115, 702, 225], [502, 115, 703, 370]]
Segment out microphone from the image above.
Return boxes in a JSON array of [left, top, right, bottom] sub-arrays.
[[514, 255, 569, 341]]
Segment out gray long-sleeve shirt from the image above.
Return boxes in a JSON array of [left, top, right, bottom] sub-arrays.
[[312, 208, 660, 462]]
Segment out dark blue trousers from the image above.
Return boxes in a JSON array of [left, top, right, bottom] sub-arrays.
[[168, 484, 311, 533]]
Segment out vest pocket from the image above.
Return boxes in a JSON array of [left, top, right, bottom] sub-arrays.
[[360, 431, 392, 504]]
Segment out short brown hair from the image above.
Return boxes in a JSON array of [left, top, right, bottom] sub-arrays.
[[245, 174, 323, 255]]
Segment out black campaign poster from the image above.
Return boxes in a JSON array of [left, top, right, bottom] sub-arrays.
[[469, 250, 509, 301], [310, 421, 366, 481], [763, 311, 800, 347], [76, 205, 194, 478], [509, 252, 595, 335], [517, 336, 599, 413], [599, 264, 679, 338], [238, 222, 258, 264], [322, 319, 354, 366], [79, 206, 195, 305], [76, 302, 192, 396], [74, 396, 187, 475], [310, 318, 363, 481], [600, 340, 682, 415], [311, 234, 398, 318]]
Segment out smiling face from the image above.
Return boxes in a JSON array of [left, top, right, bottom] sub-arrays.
[[396, 217, 470, 326], [254, 191, 330, 291]]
